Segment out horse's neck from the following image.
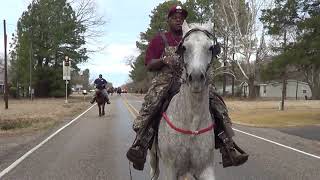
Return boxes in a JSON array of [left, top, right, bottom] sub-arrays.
[[167, 84, 210, 130]]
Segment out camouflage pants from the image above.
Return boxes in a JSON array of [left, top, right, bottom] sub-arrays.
[[208, 85, 235, 148], [133, 70, 178, 132], [132, 72, 235, 147]]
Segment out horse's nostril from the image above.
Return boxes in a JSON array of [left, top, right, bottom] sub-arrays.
[[200, 74, 205, 80], [188, 74, 193, 82]]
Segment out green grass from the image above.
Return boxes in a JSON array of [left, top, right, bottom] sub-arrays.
[[0, 119, 33, 130]]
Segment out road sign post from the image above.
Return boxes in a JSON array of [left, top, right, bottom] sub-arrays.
[[65, 80, 68, 103], [63, 56, 71, 103], [82, 90, 87, 102]]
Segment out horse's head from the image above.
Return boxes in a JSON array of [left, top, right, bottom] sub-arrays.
[[178, 21, 216, 93], [96, 89, 102, 97]]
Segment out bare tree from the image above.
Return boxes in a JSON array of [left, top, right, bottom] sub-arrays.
[[213, 0, 234, 96], [70, 0, 107, 52], [214, 0, 271, 98]]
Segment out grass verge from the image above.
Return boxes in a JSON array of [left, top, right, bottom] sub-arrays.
[[0, 95, 90, 134]]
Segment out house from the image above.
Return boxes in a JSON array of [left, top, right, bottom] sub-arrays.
[[72, 84, 84, 92], [241, 80, 312, 99], [215, 79, 312, 99]]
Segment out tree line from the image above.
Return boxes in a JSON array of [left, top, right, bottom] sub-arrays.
[[8, 0, 105, 97]]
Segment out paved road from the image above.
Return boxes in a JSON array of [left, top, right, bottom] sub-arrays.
[[1, 94, 320, 180], [277, 126, 320, 141]]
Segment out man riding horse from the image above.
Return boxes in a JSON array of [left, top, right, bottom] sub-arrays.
[[90, 74, 111, 104], [126, 5, 248, 170]]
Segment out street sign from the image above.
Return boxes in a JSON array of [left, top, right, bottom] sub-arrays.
[[63, 61, 71, 80]]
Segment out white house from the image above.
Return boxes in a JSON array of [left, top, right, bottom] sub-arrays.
[[257, 80, 312, 99], [73, 84, 83, 92], [216, 79, 312, 99], [240, 80, 312, 99]]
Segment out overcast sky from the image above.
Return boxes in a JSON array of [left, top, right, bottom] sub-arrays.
[[0, 0, 166, 87]]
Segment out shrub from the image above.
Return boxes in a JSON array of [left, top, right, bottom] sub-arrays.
[[9, 87, 18, 98]]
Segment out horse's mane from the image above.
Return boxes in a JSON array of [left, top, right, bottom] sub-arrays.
[[187, 22, 213, 32]]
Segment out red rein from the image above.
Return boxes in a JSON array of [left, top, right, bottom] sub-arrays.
[[162, 112, 214, 135]]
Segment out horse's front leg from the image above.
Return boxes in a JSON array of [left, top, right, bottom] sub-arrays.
[[102, 104, 105, 116], [149, 143, 160, 180], [99, 105, 101, 116], [165, 165, 178, 180], [197, 165, 215, 180]]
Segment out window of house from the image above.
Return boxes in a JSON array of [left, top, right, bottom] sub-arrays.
[[303, 90, 307, 93], [263, 86, 266, 93]]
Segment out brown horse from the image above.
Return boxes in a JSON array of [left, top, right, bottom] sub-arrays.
[[95, 90, 106, 116], [117, 87, 122, 96]]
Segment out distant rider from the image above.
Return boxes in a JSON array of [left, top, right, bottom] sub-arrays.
[[90, 74, 111, 104]]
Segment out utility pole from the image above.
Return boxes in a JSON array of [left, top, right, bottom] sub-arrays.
[[222, 35, 228, 96], [280, 30, 288, 111], [29, 0, 34, 101], [296, 80, 298, 100], [29, 35, 33, 100], [3, 20, 8, 109]]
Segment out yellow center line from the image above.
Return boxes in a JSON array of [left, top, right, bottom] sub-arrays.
[[122, 96, 138, 119]]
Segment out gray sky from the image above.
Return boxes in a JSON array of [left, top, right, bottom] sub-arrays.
[[0, 0, 165, 87]]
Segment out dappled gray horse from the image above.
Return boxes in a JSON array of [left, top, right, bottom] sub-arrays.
[[150, 22, 216, 180]]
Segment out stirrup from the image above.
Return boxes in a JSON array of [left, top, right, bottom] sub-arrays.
[[133, 162, 144, 171], [126, 144, 147, 170]]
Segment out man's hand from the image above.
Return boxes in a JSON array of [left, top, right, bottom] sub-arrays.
[[162, 55, 177, 66]]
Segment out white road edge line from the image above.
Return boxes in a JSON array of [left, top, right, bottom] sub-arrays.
[[0, 104, 96, 178], [233, 128, 320, 160], [124, 95, 320, 160]]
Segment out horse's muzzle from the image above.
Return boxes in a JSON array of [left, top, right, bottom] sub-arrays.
[[187, 70, 207, 93]]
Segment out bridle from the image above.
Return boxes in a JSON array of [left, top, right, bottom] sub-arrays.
[[176, 28, 220, 60], [175, 28, 221, 83]]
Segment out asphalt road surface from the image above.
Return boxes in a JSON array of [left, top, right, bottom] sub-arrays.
[[1, 94, 319, 180]]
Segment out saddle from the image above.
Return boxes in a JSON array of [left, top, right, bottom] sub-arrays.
[[95, 90, 107, 103]]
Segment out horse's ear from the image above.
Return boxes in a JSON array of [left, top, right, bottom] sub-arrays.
[[203, 21, 213, 32], [182, 21, 190, 36]]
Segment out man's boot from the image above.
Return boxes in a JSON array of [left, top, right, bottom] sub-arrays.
[[218, 131, 249, 168], [105, 97, 111, 104], [90, 97, 96, 104], [126, 127, 154, 170]]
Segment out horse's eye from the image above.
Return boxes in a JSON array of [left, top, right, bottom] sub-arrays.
[[176, 45, 186, 55], [181, 45, 186, 52]]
